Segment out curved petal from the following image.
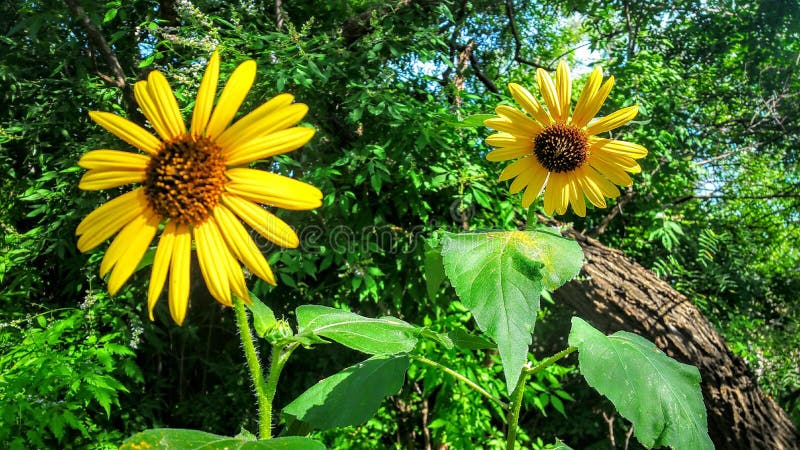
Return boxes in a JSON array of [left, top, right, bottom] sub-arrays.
[[88, 111, 161, 155], [191, 50, 220, 136], [508, 83, 552, 126], [78, 150, 150, 170], [571, 66, 603, 128], [133, 81, 172, 141], [589, 155, 633, 186], [536, 68, 561, 121], [194, 217, 232, 306], [555, 61, 571, 122], [493, 105, 543, 136], [574, 76, 615, 129], [575, 167, 606, 208], [148, 221, 176, 321], [221, 193, 299, 249], [486, 146, 532, 162], [213, 204, 276, 285], [485, 132, 531, 148], [105, 209, 160, 295], [543, 172, 564, 215], [225, 168, 322, 210], [226, 127, 315, 166], [520, 164, 549, 208], [169, 223, 191, 325], [567, 173, 586, 216], [553, 173, 571, 215], [79, 169, 146, 190], [498, 157, 539, 182], [76, 188, 149, 252], [509, 169, 534, 194], [205, 60, 257, 140], [583, 165, 621, 198], [589, 137, 648, 159], [591, 149, 642, 173], [216, 94, 298, 152], [146, 71, 187, 139], [585, 105, 639, 136]]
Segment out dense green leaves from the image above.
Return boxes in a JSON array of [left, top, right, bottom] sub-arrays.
[[120, 429, 324, 450], [440, 230, 582, 393], [283, 355, 409, 430], [568, 318, 713, 450]]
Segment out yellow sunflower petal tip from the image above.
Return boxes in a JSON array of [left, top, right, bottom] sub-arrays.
[[484, 63, 647, 217], [77, 52, 320, 324]]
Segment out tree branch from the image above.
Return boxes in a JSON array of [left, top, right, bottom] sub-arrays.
[[64, 0, 142, 123], [504, 0, 549, 70]]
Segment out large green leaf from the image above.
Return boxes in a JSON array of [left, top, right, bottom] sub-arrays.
[[423, 239, 446, 300], [568, 317, 713, 450], [283, 355, 409, 430], [296, 305, 419, 355], [441, 230, 582, 394], [120, 429, 324, 449]]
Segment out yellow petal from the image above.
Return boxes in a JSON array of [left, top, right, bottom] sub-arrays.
[[508, 83, 552, 126], [78, 150, 151, 170], [79, 169, 146, 190], [146, 71, 187, 139], [99, 206, 155, 277], [568, 173, 586, 216], [216, 94, 300, 152], [555, 61, 571, 122], [585, 105, 639, 136], [226, 127, 315, 166], [148, 221, 176, 321], [494, 105, 544, 136], [76, 188, 149, 252], [543, 173, 562, 216], [536, 68, 561, 121], [571, 67, 603, 128], [169, 223, 191, 325], [88, 111, 161, 155], [519, 163, 549, 207], [221, 193, 300, 249], [213, 203, 276, 285], [106, 209, 160, 295], [583, 165, 621, 198], [589, 155, 633, 186], [486, 146, 532, 162], [194, 217, 232, 306], [509, 170, 534, 194], [591, 149, 642, 173], [589, 137, 648, 159], [133, 81, 172, 141], [498, 157, 538, 182], [191, 50, 220, 136], [225, 168, 322, 210], [574, 166, 607, 208], [552, 173, 570, 215], [205, 60, 257, 140], [575, 76, 615, 129], [485, 132, 530, 148]]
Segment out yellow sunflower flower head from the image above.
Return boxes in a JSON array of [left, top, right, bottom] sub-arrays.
[[484, 61, 648, 216], [76, 51, 322, 325]]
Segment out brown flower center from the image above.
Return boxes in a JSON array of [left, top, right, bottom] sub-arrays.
[[533, 123, 588, 173], [144, 134, 227, 225]]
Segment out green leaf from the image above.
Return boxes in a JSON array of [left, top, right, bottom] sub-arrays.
[[454, 113, 496, 128], [524, 226, 584, 291], [246, 293, 276, 338], [446, 328, 496, 350], [441, 231, 542, 393], [296, 305, 418, 355], [424, 240, 446, 300], [120, 429, 324, 449], [283, 355, 409, 429], [568, 317, 713, 450]]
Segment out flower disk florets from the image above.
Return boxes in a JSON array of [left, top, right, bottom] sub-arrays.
[[144, 135, 227, 225], [533, 123, 588, 173]]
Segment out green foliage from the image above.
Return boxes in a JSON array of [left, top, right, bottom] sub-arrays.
[[568, 318, 713, 449], [121, 429, 324, 450]]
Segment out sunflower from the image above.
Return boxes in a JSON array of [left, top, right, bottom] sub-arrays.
[[484, 61, 647, 216], [76, 51, 322, 325]]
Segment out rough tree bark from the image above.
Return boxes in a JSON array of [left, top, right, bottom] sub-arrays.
[[551, 229, 799, 450]]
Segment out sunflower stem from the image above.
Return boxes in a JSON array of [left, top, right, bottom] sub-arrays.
[[525, 204, 538, 230], [505, 371, 529, 450], [233, 296, 272, 439]]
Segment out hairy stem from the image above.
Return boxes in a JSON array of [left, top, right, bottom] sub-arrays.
[[233, 296, 271, 439]]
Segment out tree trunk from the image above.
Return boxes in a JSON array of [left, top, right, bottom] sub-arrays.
[[552, 230, 799, 450]]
